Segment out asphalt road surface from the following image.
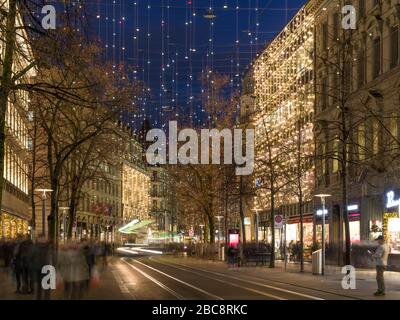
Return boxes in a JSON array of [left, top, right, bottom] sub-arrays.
[[111, 248, 362, 300]]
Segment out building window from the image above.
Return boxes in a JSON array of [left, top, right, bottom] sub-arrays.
[[373, 37, 381, 79], [372, 119, 379, 155], [390, 113, 398, 150], [321, 78, 328, 110], [359, 0, 366, 18], [358, 123, 366, 161], [332, 140, 339, 173], [321, 143, 326, 175], [358, 50, 365, 88], [322, 22, 328, 50], [391, 26, 399, 69], [332, 13, 339, 40]]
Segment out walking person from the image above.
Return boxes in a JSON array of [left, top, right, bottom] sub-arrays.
[[11, 236, 24, 293], [31, 237, 53, 300], [372, 236, 390, 296]]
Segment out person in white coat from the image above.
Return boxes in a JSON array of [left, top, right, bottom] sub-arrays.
[[372, 236, 390, 296]]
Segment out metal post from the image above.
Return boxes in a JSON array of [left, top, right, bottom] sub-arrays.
[[322, 197, 326, 276], [63, 213, 66, 244], [41, 196, 46, 237], [255, 211, 259, 244]]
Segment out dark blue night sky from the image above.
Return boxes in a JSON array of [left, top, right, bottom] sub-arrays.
[[84, 0, 307, 130]]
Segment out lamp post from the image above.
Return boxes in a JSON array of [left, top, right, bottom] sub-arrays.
[[199, 224, 205, 243], [255, 208, 260, 245], [215, 216, 223, 244], [315, 194, 331, 275], [59, 207, 70, 244], [34, 189, 53, 239]]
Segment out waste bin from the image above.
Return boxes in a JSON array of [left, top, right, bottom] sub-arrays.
[[312, 249, 322, 275], [220, 245, 225, 261]]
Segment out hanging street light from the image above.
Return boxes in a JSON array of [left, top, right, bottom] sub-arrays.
[[203, 9, 217, 19]]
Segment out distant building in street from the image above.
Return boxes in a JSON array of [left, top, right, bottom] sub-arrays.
[[66, 126, 149, 244], [120, 133, 151, 243], [149, 166, 177, 242]]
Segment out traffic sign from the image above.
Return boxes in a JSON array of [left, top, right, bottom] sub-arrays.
[[274, 215, 284, 229]]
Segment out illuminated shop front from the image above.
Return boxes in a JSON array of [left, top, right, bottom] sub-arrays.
[[347, 204, 361, 243], [0, 212, 29, 239], [286, 215, 313, 246], [383, 191, 400, 254]]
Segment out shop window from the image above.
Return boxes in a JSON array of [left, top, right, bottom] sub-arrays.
[[384, 213, 400, 254]]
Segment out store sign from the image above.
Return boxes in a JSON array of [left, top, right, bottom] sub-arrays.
[[347, 204, 359, 212], [316, 209, 328, 216], [386, 191, 400, 209]]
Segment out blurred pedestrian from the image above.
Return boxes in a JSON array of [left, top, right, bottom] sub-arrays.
[[19, 235, 34, 294], [11, 235, 24, 293], [58, 242, 89, 300], [31, 237, 53, 300]]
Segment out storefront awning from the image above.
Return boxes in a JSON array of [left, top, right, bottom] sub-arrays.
[[287, 214, 313, 224], [118, 219, 155, 234]]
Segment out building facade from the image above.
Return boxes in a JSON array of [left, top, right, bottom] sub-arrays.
[[251, 2, 317, 257], [149, 166, 177, 242], [0, 4, 34, 239], [314, 0, 400, 263], [120, 134, 151, 243]]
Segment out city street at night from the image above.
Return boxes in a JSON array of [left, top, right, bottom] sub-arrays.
[[1, 0, 400, 313]]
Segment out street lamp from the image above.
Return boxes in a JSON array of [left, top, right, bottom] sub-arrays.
[[315, 194, 331, 275], [59, 207, 70, 244], [215, 216, 223, 243], [34, 189, 53, 239], [199, 224, 205, 243]]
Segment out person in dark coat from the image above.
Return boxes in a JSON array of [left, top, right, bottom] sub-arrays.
[[19, 235, 34, 294], [11, 236, 24, 293]]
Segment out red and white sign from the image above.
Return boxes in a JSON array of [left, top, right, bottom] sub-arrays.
[[274, 215, 284, 228]]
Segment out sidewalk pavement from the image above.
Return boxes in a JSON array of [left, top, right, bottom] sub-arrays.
[[0, 258, 129, 300], [170, 255, 400, 300]]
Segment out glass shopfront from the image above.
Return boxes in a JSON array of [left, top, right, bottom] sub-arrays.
[[285, 215, 313, 246], [315, 223, 329, 244], [349, 220, 361, 243], [348, 205, 361, 243], [384, 213, 400, 254], [383, 190, 400, 254], [0, 212, 29, 239]]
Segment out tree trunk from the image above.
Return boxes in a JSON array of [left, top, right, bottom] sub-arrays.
[[341, 70, 351, 266], [30, 118, 38, 240], [207, 214, 215, 244], [269, 192, 275, 268], [341, 153, 351, 265], [0, 0, 17, 212]]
